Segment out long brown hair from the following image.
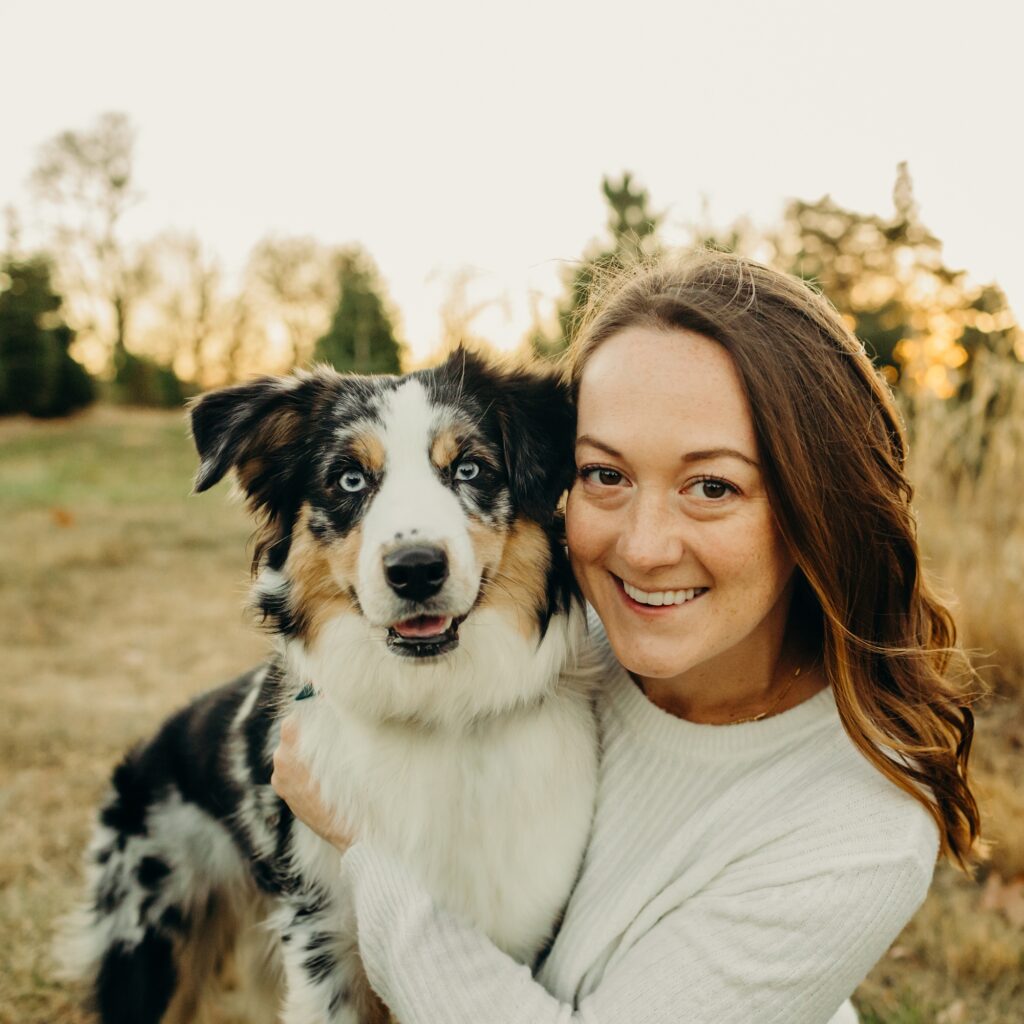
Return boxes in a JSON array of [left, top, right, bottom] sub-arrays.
[[568, 249, 981, 868]]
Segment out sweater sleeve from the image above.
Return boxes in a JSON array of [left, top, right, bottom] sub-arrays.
[[340, 841, 933, 1024]]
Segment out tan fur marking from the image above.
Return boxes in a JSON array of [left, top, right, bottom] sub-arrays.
[[235, 405, 304, 493], [430, 428, 461, 470], [476, 519, 551, 638], [469, 519, 507, 577], [350, 430, 386, 474], [164, 889, 282, 1024], [285, 507, 359, 643], [325, 521, 364, 589]]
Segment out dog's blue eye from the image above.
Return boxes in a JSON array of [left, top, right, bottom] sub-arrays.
[[339, 469, 368, 493], [454, 460, 480, 482]]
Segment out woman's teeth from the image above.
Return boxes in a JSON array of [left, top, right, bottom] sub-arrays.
[[622, 581, 706, 607]]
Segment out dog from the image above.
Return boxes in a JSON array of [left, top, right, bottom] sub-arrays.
[[60, 350, 600, 1024]]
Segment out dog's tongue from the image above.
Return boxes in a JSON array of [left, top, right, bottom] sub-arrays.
[[393, 615, 451, 639]]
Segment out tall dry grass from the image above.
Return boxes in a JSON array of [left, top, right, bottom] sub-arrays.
[[853, 351, 1024, 1022], [907, 350, 1024, 697], [904, 350, 1024, 879]]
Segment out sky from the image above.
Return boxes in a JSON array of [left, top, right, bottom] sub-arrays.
[[1, 0, 1022, 361]]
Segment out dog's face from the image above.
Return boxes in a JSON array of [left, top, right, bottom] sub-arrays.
[[191, 350, 576, 675]]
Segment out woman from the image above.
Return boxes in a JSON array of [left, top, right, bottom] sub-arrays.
[[272, 250, 980, 1023]]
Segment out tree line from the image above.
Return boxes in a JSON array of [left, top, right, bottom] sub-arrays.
[[1, 112, 1018, 417]]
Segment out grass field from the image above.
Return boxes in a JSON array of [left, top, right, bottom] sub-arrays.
[[1, 408, 1021, 1023]]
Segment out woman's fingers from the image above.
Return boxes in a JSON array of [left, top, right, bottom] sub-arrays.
[[279, 712, 300, 744], [271, 715, 303, 794], [270, 714, 353, 852]]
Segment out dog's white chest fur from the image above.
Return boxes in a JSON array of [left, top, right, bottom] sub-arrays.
[[289, 611, 599, 962]]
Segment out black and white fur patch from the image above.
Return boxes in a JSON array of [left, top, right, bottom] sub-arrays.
[[60, 350, 599, 1024]]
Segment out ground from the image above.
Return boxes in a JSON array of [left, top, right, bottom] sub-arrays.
[[1, 408, 1021, 1024]]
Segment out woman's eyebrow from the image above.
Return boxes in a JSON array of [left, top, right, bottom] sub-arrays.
[[683, 448, 760, 469], [577, 436, 759, 470], [575, 435, 622, 458]]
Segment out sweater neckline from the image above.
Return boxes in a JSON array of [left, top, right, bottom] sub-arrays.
[[590, 618, 839, 760]]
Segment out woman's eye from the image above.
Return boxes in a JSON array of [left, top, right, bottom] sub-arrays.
[[581, 466, 625, 487], [689, 477, 736, 500], [339, 469, 368, 493], [454, 460, 480, 482]]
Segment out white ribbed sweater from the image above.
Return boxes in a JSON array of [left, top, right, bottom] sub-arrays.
[[339, 625, 939, 1024]]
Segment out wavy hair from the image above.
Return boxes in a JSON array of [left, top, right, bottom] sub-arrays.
[[567, 249, 981, 868]]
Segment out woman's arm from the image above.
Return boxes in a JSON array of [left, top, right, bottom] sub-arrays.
[[342, 839, 931, 1024]]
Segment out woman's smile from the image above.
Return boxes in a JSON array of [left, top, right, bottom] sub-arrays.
[[615, 576, 710, 611]]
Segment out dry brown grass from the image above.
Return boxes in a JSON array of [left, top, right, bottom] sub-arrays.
[[1, 399, 1021, 1023], [0, 408, 265, 1024], [906, 351, 1024, 696], [853, 355, 1024, 1023]]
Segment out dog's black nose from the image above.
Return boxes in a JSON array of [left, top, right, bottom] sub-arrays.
[[383, 545, 449, 602]]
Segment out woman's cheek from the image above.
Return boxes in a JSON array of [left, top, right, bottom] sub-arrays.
[[565, 489, 599, 592], [565, 487, 594, 554]]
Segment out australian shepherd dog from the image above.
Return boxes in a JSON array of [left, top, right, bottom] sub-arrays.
[[60, 350, 599, 1024]]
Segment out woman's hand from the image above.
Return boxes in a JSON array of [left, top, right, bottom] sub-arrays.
[[271, 713, 354, 852]]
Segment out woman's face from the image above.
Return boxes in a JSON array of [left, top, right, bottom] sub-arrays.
[[566, 326, 797, 685]]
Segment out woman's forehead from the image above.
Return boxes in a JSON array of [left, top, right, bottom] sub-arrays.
[[576, 327, 759, 460]]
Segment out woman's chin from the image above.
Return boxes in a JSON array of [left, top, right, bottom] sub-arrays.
[[601, 629, 694, 683]]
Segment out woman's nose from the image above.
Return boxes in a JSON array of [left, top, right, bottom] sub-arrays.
[[615, 492, 684, 573]]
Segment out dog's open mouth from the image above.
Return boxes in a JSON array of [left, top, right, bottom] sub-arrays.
[[386, 614, 462, 658]]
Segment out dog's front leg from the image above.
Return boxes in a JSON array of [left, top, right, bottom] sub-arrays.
[[278, 885, 388, 1024]]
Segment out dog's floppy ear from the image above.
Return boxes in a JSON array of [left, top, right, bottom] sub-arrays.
[[441, 349, 576, 526], [496, 368, 576, 526], [190, 375, 314, 501], [190, 373, 325, 572]]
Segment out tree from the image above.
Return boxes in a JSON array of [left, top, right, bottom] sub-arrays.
[[246, 236, 339, 371], [145, 232, 224, 385], [679, 164, 1018, 397], [533, 172, 663, 360], [0, 254, 94, 417], [219, 291, 266, 385], [314, 247, 403, 374], [771, 164, 1017, 395], [29, 112, 155, 381]]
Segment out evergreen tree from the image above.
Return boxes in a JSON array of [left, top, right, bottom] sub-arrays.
[[314, 247, 403, 374], [0, 255, 94, 417], [534, 172, 662, 360]]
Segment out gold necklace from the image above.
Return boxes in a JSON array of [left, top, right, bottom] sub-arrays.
[[726, 665, 803, 725]]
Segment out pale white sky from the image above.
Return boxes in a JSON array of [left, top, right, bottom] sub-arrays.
[[1, 0, 1021, 360]]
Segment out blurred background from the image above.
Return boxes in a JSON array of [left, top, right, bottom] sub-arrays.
[[1, 2, 1021, 1022]]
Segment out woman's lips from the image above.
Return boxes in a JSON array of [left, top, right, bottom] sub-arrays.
[[612, 574, 709, 614]]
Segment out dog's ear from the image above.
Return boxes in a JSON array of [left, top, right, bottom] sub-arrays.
[[495, 367, 576, 526], [189, 375, 316, 501], [190, 373, 326, 572], [440, 349, 576, 526]]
